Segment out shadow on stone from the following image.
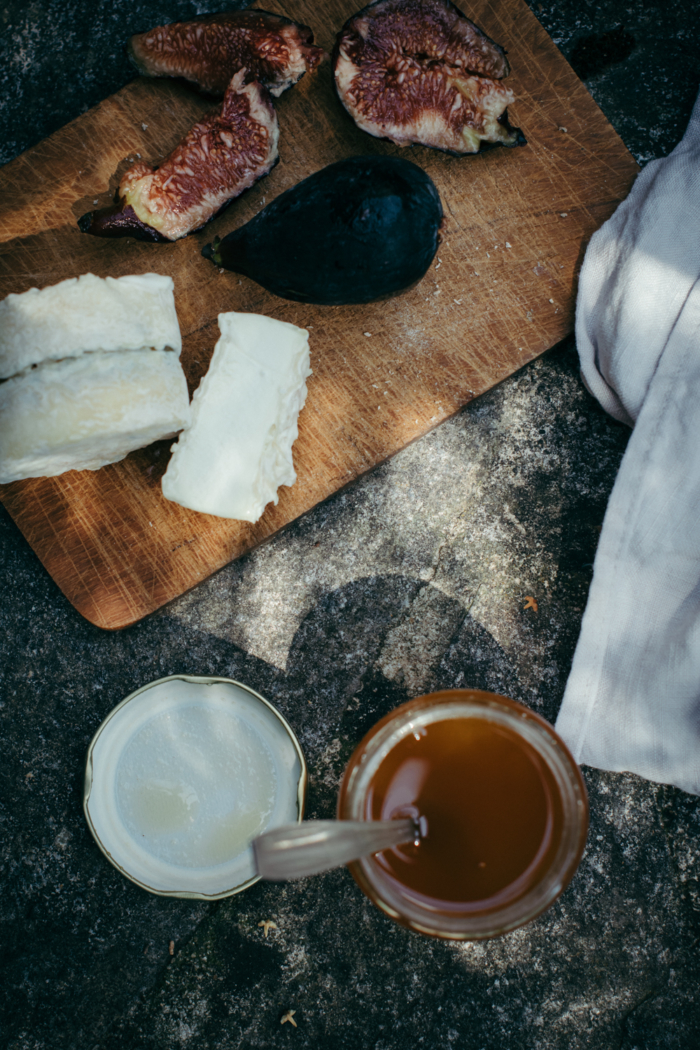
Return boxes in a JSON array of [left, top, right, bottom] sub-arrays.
[[570, 26, 636, 80]]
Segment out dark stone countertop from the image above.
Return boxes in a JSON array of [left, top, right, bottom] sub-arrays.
[[1, 3, 699, 1049]]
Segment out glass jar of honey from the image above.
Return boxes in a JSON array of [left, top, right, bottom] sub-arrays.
[[337, 689, 588, 940]]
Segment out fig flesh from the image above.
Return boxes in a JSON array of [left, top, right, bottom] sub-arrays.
[[202, 155, 443, 305], [333, 0, 525, 154], [129, 9, 324, 98], [79, 73, 279, 242]]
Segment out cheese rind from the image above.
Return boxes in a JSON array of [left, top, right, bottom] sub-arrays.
[[0, 349, 191, 483], [162, 312, 311, 521], [0, 272, 182, 379]]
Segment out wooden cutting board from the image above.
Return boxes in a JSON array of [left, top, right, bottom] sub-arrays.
[[0, 0, 638, 630]]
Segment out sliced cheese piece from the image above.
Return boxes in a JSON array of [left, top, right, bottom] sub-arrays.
[[0, 349, 191, 483], [162, 312, 311, 521], [0, 272, 182, 379]]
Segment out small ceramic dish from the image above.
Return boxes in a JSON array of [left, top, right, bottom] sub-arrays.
[[83, 675, 306, 899]]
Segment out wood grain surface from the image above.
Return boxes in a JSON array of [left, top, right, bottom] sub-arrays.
[[0, 0, 638, 629]]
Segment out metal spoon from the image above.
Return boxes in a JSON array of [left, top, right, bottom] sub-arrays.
[[253, 818, 418, 881]]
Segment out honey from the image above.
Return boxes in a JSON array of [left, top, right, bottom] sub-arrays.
[[364, 717, 564, 912], [339, 690, 587, 938]]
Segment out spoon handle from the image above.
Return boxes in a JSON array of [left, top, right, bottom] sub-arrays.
[[253, 819, 417, 881]]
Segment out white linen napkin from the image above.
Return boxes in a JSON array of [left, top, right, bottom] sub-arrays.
[[555, 89, 700, 796]]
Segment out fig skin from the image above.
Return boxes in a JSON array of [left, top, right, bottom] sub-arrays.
[[201, 155, 444, 306], [129, 9, 324, 98], [79, 73, 279, 242], [333, 0, 525, 155], [77, 203, 168, 242]]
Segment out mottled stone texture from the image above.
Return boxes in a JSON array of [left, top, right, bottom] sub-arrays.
[[1, 2, 700, 1049]]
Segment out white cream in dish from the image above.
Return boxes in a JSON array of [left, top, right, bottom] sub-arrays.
[[0, 348, 190, 483], [83, 676, 305, 898], [116, 702, 276, 869], [0, 272, 182, 379], [162, 311, 311, 521]]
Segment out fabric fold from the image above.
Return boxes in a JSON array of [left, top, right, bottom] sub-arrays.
[[555, 89, 700, 795]]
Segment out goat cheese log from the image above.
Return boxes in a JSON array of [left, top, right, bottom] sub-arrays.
[[0, 351, 190, 483], [162, 312, 311, 521], [0, 272, 190, 483], [0, 273, 181, 379]]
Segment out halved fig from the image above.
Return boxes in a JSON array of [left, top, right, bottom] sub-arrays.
[[333, 0, 525, 154], [79, 73, 279, 242], [129, 9, 324, 97]]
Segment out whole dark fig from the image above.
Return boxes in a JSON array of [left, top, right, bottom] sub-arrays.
[[333, 0, 525, 154], [202, 155, 444, 305]]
